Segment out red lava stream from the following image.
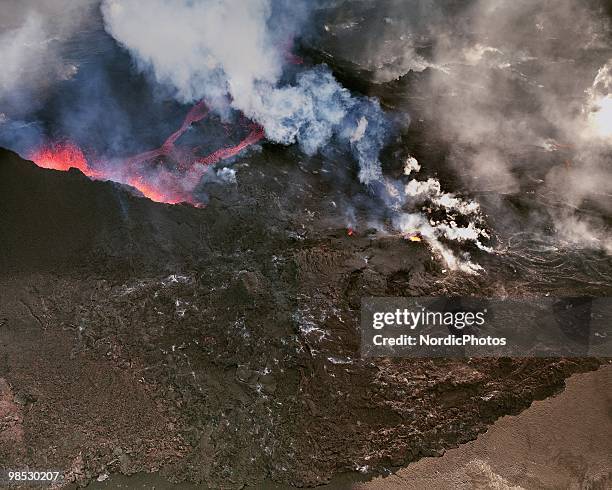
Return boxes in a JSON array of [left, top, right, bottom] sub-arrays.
[[27, 101, 265, 205]]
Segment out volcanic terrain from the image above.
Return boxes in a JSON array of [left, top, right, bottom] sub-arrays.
[[0, 146, 603, 488]]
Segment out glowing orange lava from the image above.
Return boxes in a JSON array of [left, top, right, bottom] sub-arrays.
[[21, 43, 309, 206], [26, 100, 266, 206], [28, 141, 98, 177], [126, 175, 187, 205]]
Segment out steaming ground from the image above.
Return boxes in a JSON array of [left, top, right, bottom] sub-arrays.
[[310, 0, 612, 258]]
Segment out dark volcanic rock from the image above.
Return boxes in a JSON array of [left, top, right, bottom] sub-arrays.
[[0, 147, 601, 487]]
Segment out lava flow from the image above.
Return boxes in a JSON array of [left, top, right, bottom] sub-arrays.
[[126, 100, 210, 168], [27, 101, 265, 205], [28, 141, 99, 178]]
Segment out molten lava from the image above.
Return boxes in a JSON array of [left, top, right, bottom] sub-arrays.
[[28, 141, 97, 177], [126, 100, 210, 168], [197, 125, 265, 165], [126, 176, 187, 205], [27, 100, 265, 206]]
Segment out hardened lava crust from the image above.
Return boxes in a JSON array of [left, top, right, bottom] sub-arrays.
[[0, 147, 602, 488]]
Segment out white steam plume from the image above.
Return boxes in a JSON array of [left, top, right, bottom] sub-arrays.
[[101, 0, 388, 185], [335, 0, 612, 255], [584, 61, 612, 140], [102, 0, 490, 273]]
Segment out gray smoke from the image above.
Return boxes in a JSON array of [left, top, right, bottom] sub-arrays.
[[323, 0, 612, 253], [0, 0, 98, 116]]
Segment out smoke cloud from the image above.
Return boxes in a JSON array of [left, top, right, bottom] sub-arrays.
[[322, 0, 612, 254], [101, 0, 389, 185], [430, 1, 612, 252], [0, 0, 501, 271]]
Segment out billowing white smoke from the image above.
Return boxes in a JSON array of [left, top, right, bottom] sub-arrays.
[[393, 213, 483, 274], [101, 0, 388, 185], [102, 0, 489, 272], [394, 156, 490, 274], [244, 67, 388, 184], [0, 15, 46, 101], [101, 0, 282, 107]]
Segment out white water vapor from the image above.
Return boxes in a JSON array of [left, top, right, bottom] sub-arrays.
[[327, 0, 612, 255], [102, 0, 388, 185], [430, 1, 612, 253]]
